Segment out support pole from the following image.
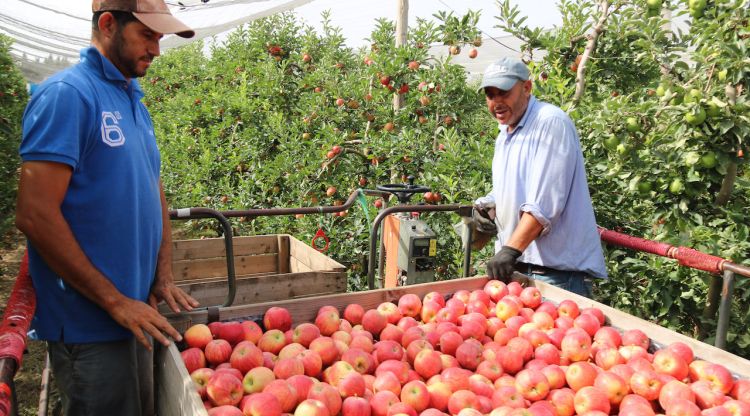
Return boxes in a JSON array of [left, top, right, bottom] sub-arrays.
[[715, 270, 735, 350], [393, 0, 408, 111]]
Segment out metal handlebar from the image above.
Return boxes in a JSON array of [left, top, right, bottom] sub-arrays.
[[169, 208, 236, 308]]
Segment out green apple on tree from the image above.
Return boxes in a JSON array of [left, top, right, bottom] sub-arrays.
[[669, 178, 685, 194], [625, 117, 640, 133], [700, 152, 717, 169], [684, 106, 707, 126]]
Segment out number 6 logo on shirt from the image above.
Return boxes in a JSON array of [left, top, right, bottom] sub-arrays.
[[100, 111, 125, 147]]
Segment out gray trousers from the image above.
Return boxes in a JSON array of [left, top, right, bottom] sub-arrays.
[[48, 337, 154, 416]]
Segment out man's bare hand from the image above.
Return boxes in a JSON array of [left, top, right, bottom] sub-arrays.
[[108, 297, 183, 350], [148, 278, 199, 314]]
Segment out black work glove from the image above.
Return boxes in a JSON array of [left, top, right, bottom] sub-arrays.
[[472, 203, 498, 236], [486, 246, 522, 283]]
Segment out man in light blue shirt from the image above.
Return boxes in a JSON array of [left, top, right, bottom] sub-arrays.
[[473, 57, 607, 296]]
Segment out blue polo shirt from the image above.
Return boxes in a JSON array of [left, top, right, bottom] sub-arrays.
[[476, 96, 608, 278], [20, 47, 163, 343]]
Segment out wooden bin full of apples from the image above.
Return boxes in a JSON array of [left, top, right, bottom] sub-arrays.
[[155, 276, 750, 416]]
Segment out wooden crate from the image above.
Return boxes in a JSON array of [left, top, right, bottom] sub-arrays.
[[155, 277, 750, 416], [166, 234, 347, 309]]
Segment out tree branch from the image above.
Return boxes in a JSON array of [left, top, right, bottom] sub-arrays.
[[571, 0, 613, 108]]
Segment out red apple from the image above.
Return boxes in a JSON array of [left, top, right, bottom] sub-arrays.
[[401, 380, 430, 412], [573, 386, 610, 415], [370, 390, 399, 416], [263, 379, 298, 413], [258, 329, 287, 355], [691, 379, 728, 409], [515, 368, 550, 402], [309, 382, 343, 415], [456, 339, 483, 370], [207, 372, 244, 406], [316, 309, 342, 337], [565, 361, 598, 392], [242, 392, 282, 416], [292, 323, 322, 348], [185, 323, 213, 349], [339, 372, 367, 398], [519, 287, 542, 309], [362, 310, 388, 335], [241, 320, 263, 344], [310, 336, 339, 366], [263, 307, 292, 332], [413, 349, 442, 379], [218, 321, 246, 346], [208, 404, 244, 416], [653, 348, 689, 381], [621, 329, 650, 350], [373, 340, 404, 363], [629, 370, 664, 401], [295, 399, 331, 416], [342, 396, 371, 416], [448, 390, 480, 415], [398, 294, 423, 318], [344, 304, 366, 325], [191, 367, 215, 399], [182, 347, 207, 374], [242, 366, 275, 394], [561, 329, 592, 363], [205, 339, 233, 366]]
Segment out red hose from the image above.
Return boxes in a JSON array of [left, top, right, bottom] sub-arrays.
[[0, 251, 35, 364], [598, 227, 674, 257], [0, 251, 35, 416], [598, 227, 725, 274]]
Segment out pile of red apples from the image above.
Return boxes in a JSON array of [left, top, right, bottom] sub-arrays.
[[180, 280, 750, 416]]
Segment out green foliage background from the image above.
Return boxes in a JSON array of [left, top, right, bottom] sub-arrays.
[[1, 1, 748, 357], [0, 34, 29, 238], [143, 1, 750, 357]]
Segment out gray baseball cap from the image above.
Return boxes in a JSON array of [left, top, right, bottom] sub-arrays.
[[478, 57, 530, 92]]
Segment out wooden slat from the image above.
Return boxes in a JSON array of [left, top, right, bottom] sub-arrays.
[[160, 271, 347, 311], [164, 275, 750, 378], [173, 253, 278, 281], [171, 235, 280, 261], [277, 235, 290, 274], [155, 342, 207, 416], [288, 236, 346, 273]]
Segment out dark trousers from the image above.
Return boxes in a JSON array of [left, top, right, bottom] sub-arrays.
[[48, 337, 154, 416]]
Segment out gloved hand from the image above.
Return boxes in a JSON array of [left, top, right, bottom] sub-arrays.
[[486, 245, 522, 283], [472, 203, 498, 236]]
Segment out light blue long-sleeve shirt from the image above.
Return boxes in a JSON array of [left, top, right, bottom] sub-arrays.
[[476, 96, 608, 278]]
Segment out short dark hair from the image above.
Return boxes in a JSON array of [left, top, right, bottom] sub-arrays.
[[92, 10, 138, 32]]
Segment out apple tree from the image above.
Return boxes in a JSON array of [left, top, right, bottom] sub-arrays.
[[0, 35, 29, 237], [496, 0, 750, 355]]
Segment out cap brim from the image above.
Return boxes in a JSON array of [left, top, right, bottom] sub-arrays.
[[477, 77, 518, 93], [134, 12, 195, 38]]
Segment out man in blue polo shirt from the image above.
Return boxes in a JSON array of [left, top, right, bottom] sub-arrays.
[[15, 1, 198, 414], [472, 57, 607, 296]]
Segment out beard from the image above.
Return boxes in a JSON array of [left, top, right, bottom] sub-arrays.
[[107, 27, 151, 79]]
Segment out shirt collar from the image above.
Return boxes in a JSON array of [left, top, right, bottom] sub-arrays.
[[80, 47, 144, 98], [514, 95, 537, 131]]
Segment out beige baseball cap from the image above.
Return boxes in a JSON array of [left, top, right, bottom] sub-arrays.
[[92, 0, 195, 38]]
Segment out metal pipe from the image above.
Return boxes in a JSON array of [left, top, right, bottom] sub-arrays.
[[218, 189, 389, 218], [0, 358, 16, 416], [169, 208, 236, 308], [367, 204, 473, 290], [722, 262, 750, 278], [37, 353, 50, 416], [715, 270, 735, 350], [463, 224, 473, 277]]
